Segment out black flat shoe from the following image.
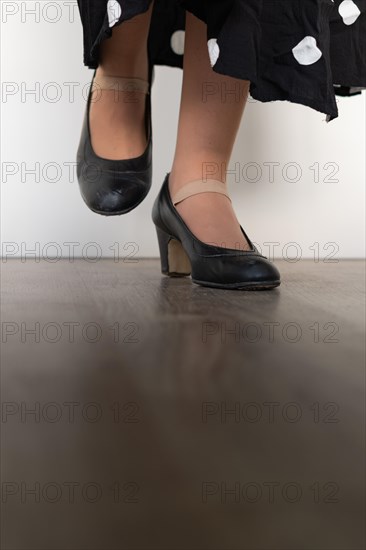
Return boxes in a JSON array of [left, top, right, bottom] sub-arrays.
[[152, 174, 281, 290], [76, 63, 153, 216]]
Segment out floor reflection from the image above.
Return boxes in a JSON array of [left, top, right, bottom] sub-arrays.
[[1, 259, 364, 549]]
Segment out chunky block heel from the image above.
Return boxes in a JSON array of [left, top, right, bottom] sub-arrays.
[[155, 227, 191, 277]]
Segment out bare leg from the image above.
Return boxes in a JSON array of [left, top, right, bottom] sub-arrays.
[[170, 12, 250, 250], [89, 3, 153, 159]]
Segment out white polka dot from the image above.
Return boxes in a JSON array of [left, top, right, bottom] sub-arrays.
[[107, 0, 122, 27], [292, 36, 322, 66], [338, 0, 361, 25], [207, 38, 220, 67], [170, 30, 185, 55]]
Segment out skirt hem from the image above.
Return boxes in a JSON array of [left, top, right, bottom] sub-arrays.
[[78, 0, 366, 122]]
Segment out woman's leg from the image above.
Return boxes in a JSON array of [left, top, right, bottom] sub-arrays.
[[170, 12, 250, 250], [89, 3, 154, 159]]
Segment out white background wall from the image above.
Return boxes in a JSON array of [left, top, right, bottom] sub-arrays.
[[1, 2, 365, 260]]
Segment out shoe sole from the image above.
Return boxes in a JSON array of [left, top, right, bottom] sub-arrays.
[[192, 278, 281, 291]]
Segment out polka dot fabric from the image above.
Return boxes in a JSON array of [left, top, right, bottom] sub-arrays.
[[76, 0, 366, 121]]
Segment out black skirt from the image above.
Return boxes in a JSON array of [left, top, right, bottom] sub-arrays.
[[76, 0, 366, 122]]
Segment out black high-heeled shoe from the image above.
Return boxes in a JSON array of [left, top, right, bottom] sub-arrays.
[[152, 174, 281, 290], [76, 63, 153, 215]]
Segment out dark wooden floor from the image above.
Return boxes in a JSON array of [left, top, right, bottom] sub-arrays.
[[1, 260, 365, 550]]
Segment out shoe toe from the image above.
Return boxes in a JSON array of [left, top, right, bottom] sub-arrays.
[[78, 165, 151, 215], [191, 253, 280, 289], [244, 255, 280, 284], [95, 178, 149, 214]]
